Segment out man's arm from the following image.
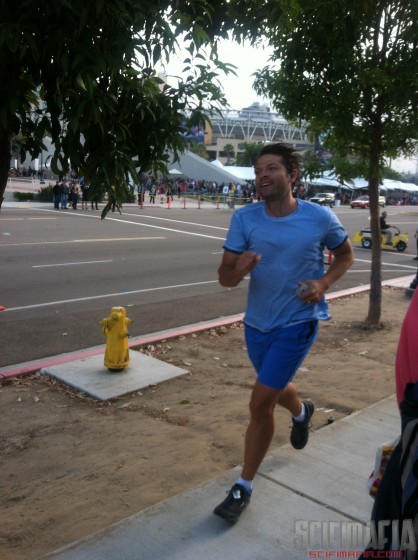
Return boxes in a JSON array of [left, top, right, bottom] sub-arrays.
[[323, 239, 355, 289], [297, 239, 354, 303], [218, 250, 261, 287]]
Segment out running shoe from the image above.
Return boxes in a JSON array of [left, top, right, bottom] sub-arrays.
[[290, 400, 315, 449], [213, 483, 251, 523]]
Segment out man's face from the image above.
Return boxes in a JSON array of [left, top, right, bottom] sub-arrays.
[[254, 154, 297, 201]]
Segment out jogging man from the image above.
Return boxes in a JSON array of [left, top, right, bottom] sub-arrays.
[[214, 143, 354, 523]]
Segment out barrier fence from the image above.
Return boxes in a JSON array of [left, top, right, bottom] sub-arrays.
[[137, 192, 255, 210]]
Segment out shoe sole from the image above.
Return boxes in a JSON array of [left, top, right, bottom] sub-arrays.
[[213, 507, 240, 524]]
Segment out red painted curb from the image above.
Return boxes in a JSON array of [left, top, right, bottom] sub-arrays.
[[0, 314, 244, 381]]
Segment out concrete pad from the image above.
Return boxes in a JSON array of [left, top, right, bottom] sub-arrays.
[[41, 350, 189, 401]]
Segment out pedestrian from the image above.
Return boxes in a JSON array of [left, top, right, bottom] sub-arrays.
[[70, 185, 79, 210], [158, 184, 165, 203], [90, 192, 99, 210], [61, 181, 69, 209], [166, 184, 173, 203], [213, 142, 354, 523], [414, 224, 418, 260], [81, 180, 90, 209], [149, 184, 156, 204], [52, 180, 61, 209], [137, 184, 145, 206]]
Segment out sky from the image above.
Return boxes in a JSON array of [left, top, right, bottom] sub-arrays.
[[211, 40, 273, 109], [161, 38, 273, 110], [389, 155, 417, 175]]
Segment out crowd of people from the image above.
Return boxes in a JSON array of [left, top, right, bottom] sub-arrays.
[[9, 165, 47, 182], [52, 179, 100, 211], [136, 176, 258, 205]]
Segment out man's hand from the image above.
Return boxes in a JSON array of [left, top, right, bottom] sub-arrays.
[[218, 250, 261, 287], [297, 239, 354, 304], [296, 280, 327, 304]]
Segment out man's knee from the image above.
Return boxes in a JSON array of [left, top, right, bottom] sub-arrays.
[[249, 390, 280, 421]]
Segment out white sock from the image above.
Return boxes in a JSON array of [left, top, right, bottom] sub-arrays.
[[235, 476, 253, 493], [293, 402, 306, 423]]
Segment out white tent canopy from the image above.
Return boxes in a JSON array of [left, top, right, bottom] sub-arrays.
[[307, 170, 347, 189], [307, 171, 418, 193], [211, 160, 255, 181], [345, 177, 369, 190], [308, 176, 341, 188], [167, 151, 248, 184], [381, 179, 418, 193]]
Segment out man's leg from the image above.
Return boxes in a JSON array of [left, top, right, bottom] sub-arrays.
[[214, 322, 317, 523], [241, 381, 282, 481], [276, 381, 301, 416], [214, 381, 279, 523]]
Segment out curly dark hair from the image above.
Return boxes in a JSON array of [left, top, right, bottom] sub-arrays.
[[256, 143, 302, 176]]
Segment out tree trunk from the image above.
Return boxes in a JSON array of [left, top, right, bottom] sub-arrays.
[[0, 128, 13, 210], [364, 137, 383, 328]]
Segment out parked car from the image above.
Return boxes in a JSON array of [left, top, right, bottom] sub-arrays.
[[309, 192, 335, 206], [350, 195, 386, 208]]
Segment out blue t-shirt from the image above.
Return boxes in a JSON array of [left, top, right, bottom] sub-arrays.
[[223, 199, 348, 332]]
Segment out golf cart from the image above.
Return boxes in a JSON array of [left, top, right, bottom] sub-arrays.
[[353, 226, 408, 251]]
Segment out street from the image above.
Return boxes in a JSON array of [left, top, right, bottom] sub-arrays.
[[1, 202, 417, 367]]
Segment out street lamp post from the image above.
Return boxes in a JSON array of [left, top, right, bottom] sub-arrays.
[[40, 152, 45, 183]]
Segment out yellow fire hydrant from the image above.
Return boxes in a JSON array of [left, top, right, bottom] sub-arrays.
[[100, 307, 132, 371]]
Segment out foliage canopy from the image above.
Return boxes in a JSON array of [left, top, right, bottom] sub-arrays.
[[0, 0, 255, 212]]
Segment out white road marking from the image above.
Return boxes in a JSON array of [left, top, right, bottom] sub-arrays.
[[122, 212, 229, 231], [355, 257, 417, 269], [33, 260, 113, 268], [3, 279, 220, 312], [0, 237, 165, 247], [36, 208, 227, 241]]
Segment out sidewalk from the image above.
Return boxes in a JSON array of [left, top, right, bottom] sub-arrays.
[[38, 396, 400, 560]]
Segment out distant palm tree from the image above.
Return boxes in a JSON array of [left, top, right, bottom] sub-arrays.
[[235, 142, 260, 166], [223, 143, 235, 165]]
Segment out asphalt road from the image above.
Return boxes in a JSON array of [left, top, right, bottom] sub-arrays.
[[1, 201, 417, 368]]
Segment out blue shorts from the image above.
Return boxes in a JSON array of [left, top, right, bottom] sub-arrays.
[[244, 321, 319, 390]]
